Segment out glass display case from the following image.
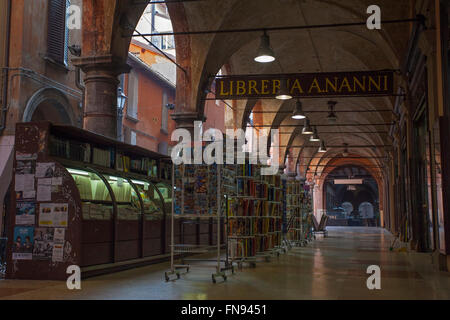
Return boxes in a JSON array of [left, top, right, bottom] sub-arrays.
[[131, 179, 164, 220], [155, 182, 172, 215], [68, 168, 113, 220], [8, 122, 178, 279], [104, 175, 141, 220]]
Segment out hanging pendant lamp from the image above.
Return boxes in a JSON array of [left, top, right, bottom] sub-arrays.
[[292, 99, 306, 119], [326, 101, 338, 123], [276, 78, 292, 100], [309, 126, 320, 142], [302, 119, 313, 135], [318, 140, 327, 153], [254, 31, 276, 63], [342, 143, 349, 157]]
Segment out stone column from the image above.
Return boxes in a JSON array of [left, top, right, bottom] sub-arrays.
[[73, 55, 130, 139]]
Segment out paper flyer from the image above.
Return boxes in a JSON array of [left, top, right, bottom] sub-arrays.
[[16, 190, 36, 201], [52, 242, 64, 262], [38, 178, 52, 185], [15, 201, 36, 225], [16, 160, 35, 175], [32, 227, 54, 260], [39, 203, 54, 226], [53, 228, 65, 242], [35, 162, 55, 178], [53, 203, 68, 227], [16, 152, 37, 161], [15, 174, 35, 192], [37, 184, 52, 202], [38, 203, 68, 227], [12, 226, 34, 260], [51, 177, 63, 186]]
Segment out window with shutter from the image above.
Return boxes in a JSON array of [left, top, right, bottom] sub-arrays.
[[127, 70, 139, 119], [47, 0, 69, 65], [161, 91, 168, 132]]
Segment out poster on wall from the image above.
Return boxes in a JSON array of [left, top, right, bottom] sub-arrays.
[[16, 152, 37, 161], [39, 203, 54, 226], [16, 190, 36, 201], [15, 174, 35, 192], [52, 228, 65, 262], [12, 226, 34, 260], [16, 160, 35, 175], [36, 162, 55, 178], [37, 178, 52, 201], [15, 201, 36, 225], [32, 227, 54, 260], [53, 203, 68, 227], [38, 203, 68, 227]]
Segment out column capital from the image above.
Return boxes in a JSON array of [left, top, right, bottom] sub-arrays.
[[72, 54, 131, 75], [171, 112, 202, 130]]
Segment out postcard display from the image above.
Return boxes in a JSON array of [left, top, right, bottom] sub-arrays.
[[7, 122, 172, 280], [166, 161, 233, 283], [227, 161, 284, 266]]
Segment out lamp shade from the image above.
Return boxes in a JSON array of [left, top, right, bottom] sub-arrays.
[[302, 119, 314, 135], [292, 99, 306, 119], [326, 101, 338, 123], [342, 143, 349, 157], [276, 78, 292, 100], [309, 126, 320, 142], [254, 32, 276, 63], [318, 140, 327, 153]]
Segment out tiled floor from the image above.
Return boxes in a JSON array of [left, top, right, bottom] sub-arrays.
[[1, 227, 449, 300]]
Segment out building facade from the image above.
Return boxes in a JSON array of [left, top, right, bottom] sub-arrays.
[[0, 0, 83, 236]]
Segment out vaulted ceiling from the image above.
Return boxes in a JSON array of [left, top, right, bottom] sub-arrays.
[[112, 0, 416, 180]]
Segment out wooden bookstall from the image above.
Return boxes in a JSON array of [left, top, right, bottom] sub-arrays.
[[6, 121, 180, 280]]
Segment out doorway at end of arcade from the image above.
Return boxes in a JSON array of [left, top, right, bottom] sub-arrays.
[[324, 165, 380, 227]]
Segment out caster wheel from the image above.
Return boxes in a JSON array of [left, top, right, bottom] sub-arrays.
[[212, 275, 216, 284], [186, 267, 190, 272], [176, 273, 180, 279], [165, 273, 169, 282], [223, 276, 227, 281]]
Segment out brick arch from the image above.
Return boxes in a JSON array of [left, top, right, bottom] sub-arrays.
[[74, 1, 193, 137]]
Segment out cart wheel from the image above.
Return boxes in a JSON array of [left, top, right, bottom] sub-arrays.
[[165, 272, 169, 282], [223, 275, 227, 281], [176, 272, 180, 279], [186, 267, 190, 272], [212, 275, 216, 283]]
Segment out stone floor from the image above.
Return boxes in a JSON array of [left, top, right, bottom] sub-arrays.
[[0, 227, 449, 300]]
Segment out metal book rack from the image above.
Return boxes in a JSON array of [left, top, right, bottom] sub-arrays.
[[165, 163, 234, 283]]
